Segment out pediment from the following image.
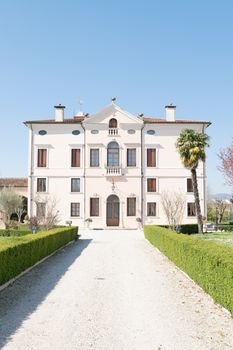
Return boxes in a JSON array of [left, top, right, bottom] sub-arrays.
[[83, 103, 143, 126]]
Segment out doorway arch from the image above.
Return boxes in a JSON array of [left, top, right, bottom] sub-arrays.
[[106, 194, 120, 226]]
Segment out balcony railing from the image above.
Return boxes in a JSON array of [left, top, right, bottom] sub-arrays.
[[106, 166, 122, 176], [108, 128, 118, 136]]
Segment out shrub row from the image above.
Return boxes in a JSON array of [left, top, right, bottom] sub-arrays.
[[0, 227, 78, 286], [144, 225, 233, 315], [0, 230, 31, 237], [159, 224, 198, 234], [215, 225, 233, 232]]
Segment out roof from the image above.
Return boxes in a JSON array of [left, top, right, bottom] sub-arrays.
[[0, 178, 28, 188], [24, 117, 85, 124], [24, 103, 211, 126], [142, 117, 211, 126], [24, 116, 211, 126]]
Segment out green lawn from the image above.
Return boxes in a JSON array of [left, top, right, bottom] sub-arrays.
[[195, 232, 233, 247]]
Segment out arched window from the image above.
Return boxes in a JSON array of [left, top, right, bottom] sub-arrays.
[[109, 118, 117, 128], [107, 141, 119, 166]]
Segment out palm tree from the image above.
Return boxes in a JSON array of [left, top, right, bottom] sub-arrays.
[[176, 129, 209, 233]]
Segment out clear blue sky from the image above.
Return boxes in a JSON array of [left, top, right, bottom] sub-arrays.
[[0, 0, 232, 194]]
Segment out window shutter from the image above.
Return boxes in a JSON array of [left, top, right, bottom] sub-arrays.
[[187, 179, 193, 192], [72, 149, 80, 167]]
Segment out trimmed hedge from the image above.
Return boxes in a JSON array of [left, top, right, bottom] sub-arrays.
[[0, 230, 31, 237], [159, 224, 198, 234], [179, 224, 198, 234], [0, 227, 78, 286], [216, 225, 233, 232], [144, 225, 233, 315]]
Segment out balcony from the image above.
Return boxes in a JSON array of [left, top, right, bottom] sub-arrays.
[[108, 128, 118, 136], [106, 166, 122, 176]]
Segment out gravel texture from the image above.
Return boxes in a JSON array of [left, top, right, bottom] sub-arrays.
[[0, 229, 233, 350]]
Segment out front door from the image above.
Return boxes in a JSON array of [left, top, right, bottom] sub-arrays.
[[106, 195, 120, 226]]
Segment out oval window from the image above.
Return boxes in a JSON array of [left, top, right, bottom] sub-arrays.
[[128, 129, 135, 134], [38, 130, 47, 136], [91, 130, 99, 134], [147, 130, 155, 135], [72, 130, 80, 135]]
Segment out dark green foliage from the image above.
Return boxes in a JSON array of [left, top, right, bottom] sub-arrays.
[[0, 227, 78, 286], [179, 224, 198, 234], [0, 230, 30, 237], [216, 225, 233, 232], [159, 224, 198, 234], [144, 225, 233, 315]]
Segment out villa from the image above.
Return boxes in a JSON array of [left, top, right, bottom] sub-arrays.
[[24, 100, 210, 229]]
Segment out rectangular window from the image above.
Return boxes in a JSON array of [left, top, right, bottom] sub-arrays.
[[187, 203, 196, 216], [71, 149, 80, 167], [71, 203, 80, 217], [147, 148, 156, 167], [147, 202, 156, 216], [127, 148, 136, 167], [90, 149, 99, 167], [187, 178, 193, 192], [71, 178, 80, 192], [37, 149, 47, 167], [36, 202, 46, 217], [90, 198, 99, 216], [147, 178, 156, 192], [127, 197, 136, 216], [37, 178, 46, 192]]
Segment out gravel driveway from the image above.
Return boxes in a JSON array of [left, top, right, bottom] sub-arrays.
[[0, 229, 233, 350]]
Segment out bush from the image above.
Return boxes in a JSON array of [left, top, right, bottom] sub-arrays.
[[216, 225, 233, 232], [5, 220, 19, 230], [159, 224, 198, 234], [0, 226, 78, 286], [0, 230, 30, 237], [144, 225, 233, 315], [179, 224, 198, 234]]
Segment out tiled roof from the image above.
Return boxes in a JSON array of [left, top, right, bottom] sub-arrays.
[[0, 178, 28, 188], [24, 116, 211, 125], [24, 117, 85, 124], [143, 117, 211, 125]]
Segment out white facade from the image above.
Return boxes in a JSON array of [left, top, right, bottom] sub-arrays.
[[25, 102, 210, 229]]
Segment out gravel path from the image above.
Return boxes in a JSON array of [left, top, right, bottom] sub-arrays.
[[0, 229, 233, 350]]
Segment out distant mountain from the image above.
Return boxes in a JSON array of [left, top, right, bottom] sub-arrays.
[[210, 193, 232, 200]]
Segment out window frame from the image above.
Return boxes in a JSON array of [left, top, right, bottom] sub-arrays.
[[127, 148, 136, 167], [70, 202, 80, 217], [90, 148, 100, 167], [109, 118, 117, 128], [187, 202, 196, 217], [71, 178, 80, 193], [147, 178, 157, 192], [107, 141, 120, 167], [146, 148, 157, 167], [90, 198, 100, 217], [127, 197, 136, 216], [37, 148, 47, 168], [147, 202, 157, 217], [71, 148, 81, 167], [187, 178, 194, 193], [36, 178, 47, 193]]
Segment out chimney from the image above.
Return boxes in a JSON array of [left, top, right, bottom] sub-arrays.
[[165, 104, 176, 121], [54, 104, 65, 122]]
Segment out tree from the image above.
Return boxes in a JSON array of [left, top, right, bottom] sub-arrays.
[[34, 195, 60, 230], [208, 199, 228, 224], [0, 187, 23, 222], [161, 190, 186, 231], [218, 139, 233, 190], [176, 129, 209, 233]]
